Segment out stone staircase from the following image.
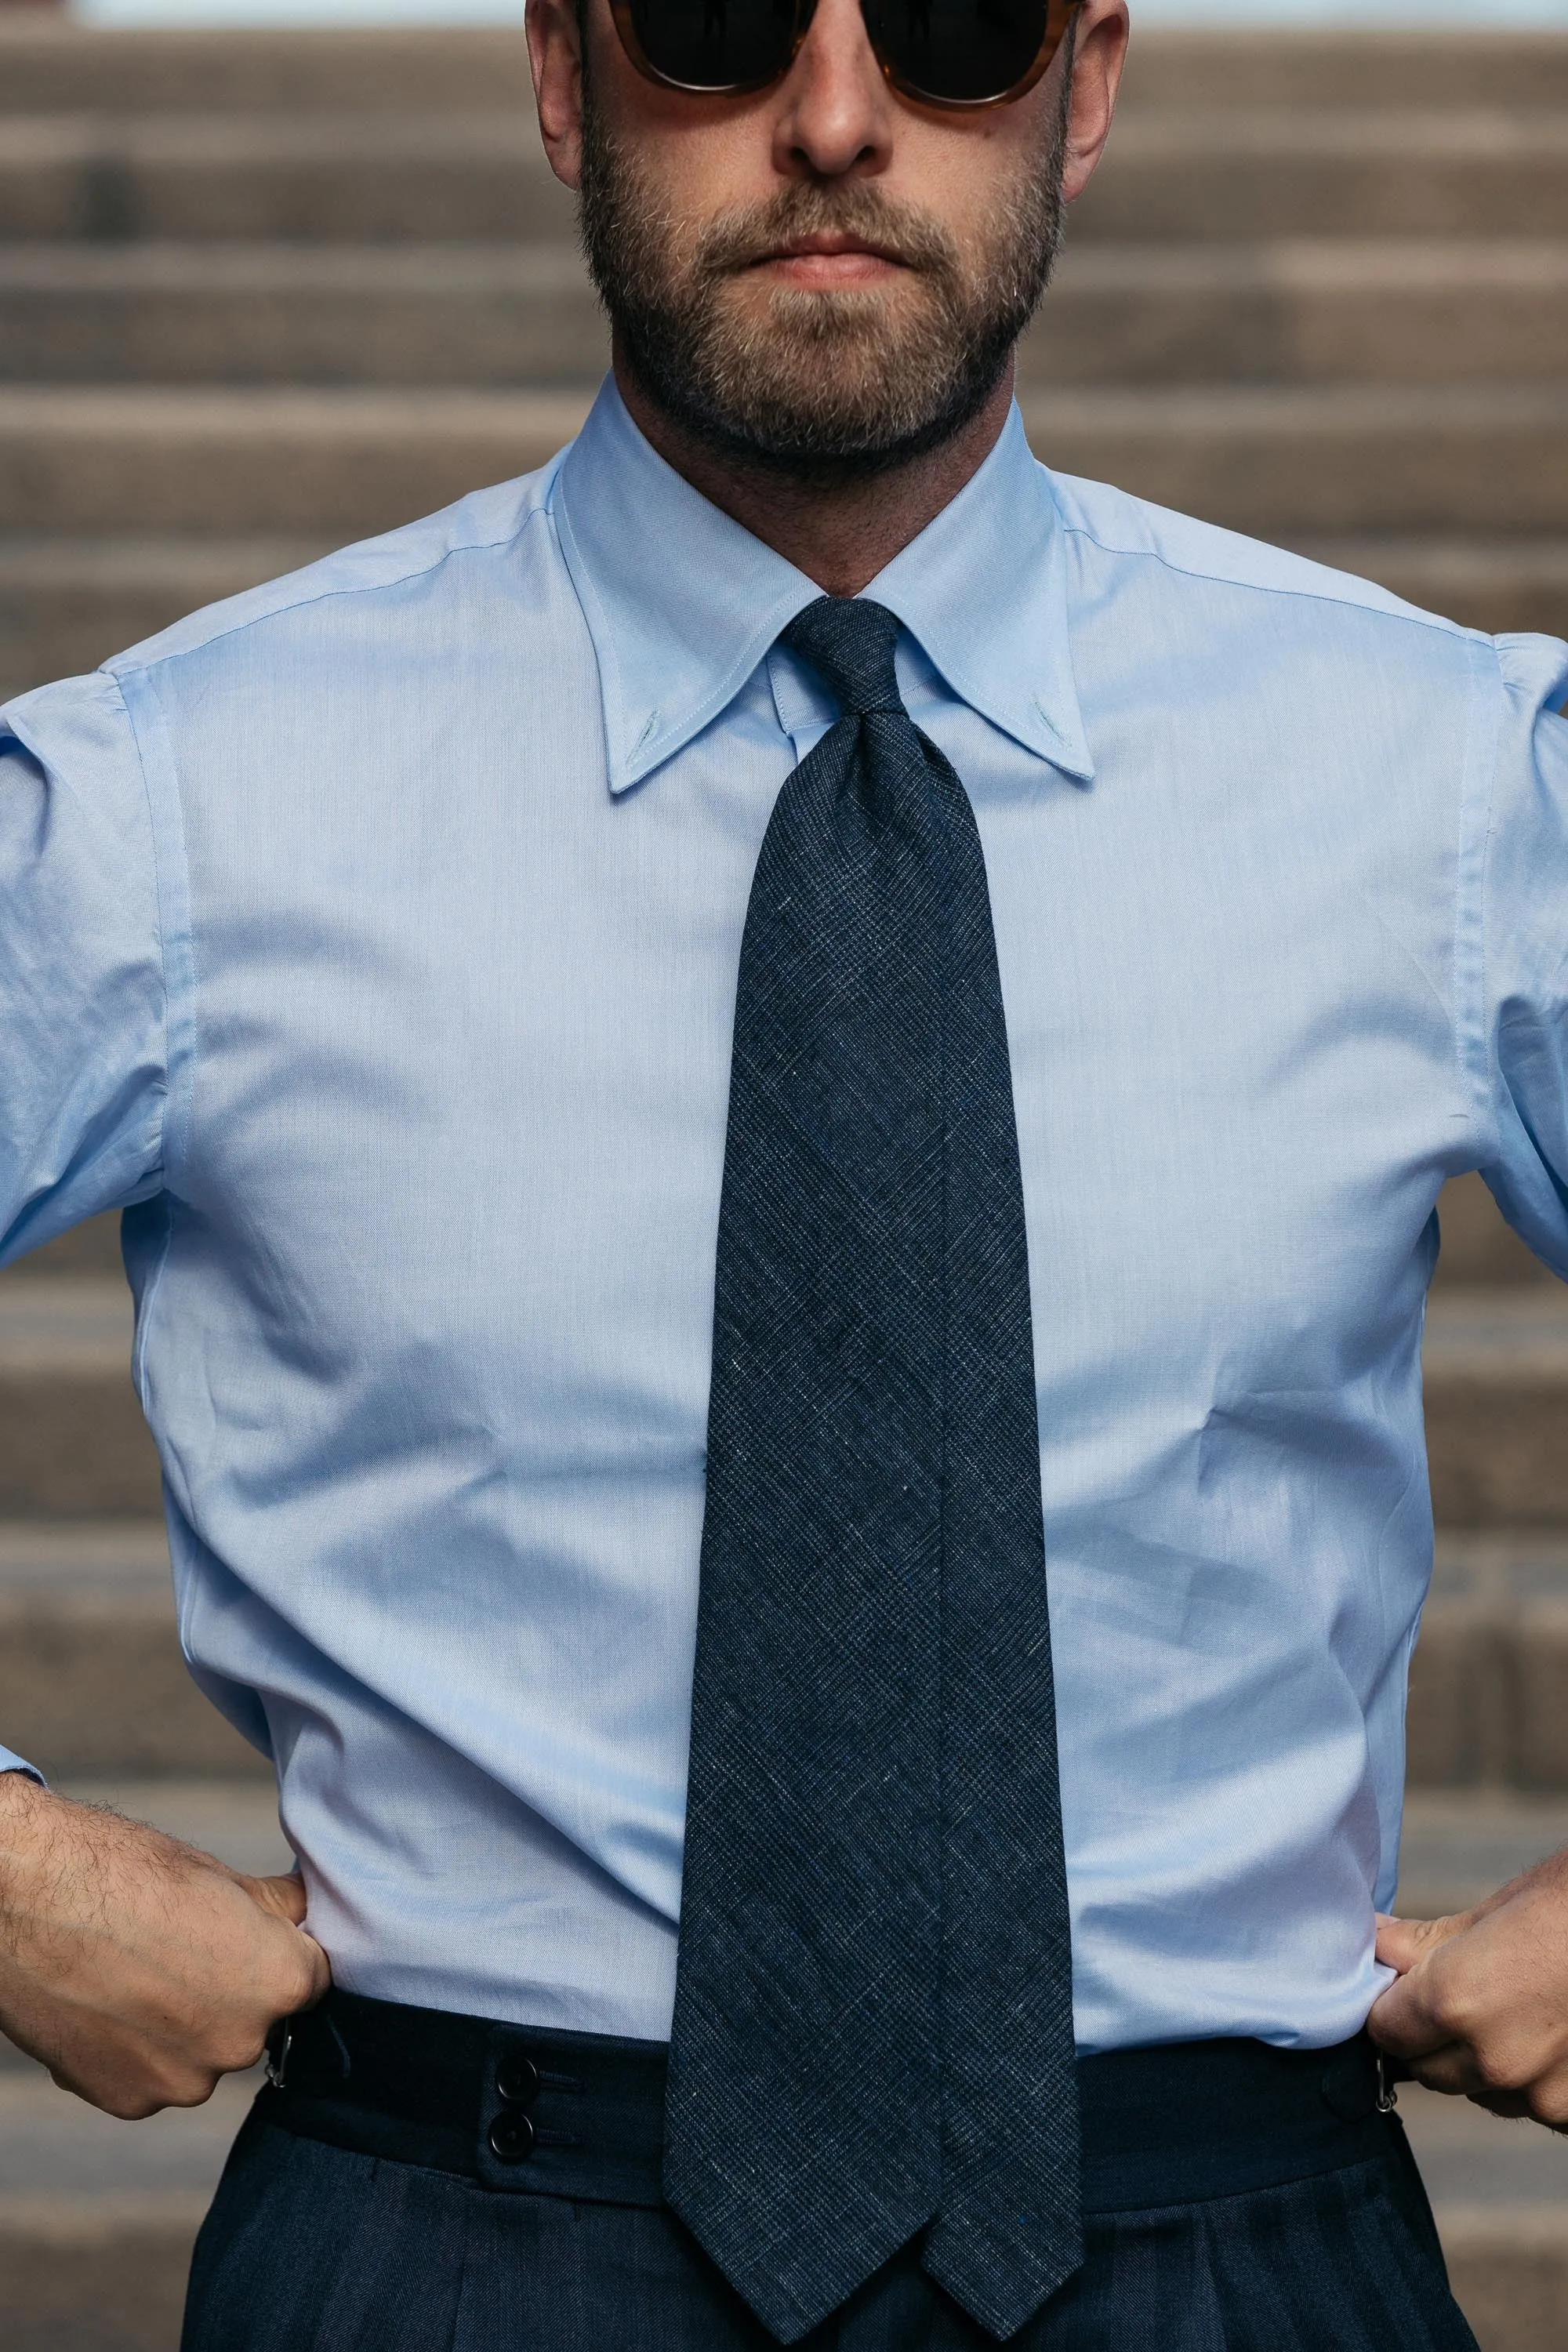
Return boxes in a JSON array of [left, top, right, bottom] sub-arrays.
[[1, 16, 1566, 2350]]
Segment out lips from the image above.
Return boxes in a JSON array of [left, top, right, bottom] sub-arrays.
[[753, 232, 906, 270]]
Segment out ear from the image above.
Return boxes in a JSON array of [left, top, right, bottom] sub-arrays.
[[1060, 0, 1130, 209], [528, 0, 587, 194]]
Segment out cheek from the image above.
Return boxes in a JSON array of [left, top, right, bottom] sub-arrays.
[[886, 125, 1040, 240], [608, 104, 788, 230]]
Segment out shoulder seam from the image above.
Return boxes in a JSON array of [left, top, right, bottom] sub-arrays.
[[107, 498, 555, 683], [1051, 504, 1483, 645]]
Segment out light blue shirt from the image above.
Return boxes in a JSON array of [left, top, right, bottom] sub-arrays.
[[4, 380, 1567, 2053]]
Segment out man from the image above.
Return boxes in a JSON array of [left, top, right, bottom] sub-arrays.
[[1, 0, 1566, 2342]]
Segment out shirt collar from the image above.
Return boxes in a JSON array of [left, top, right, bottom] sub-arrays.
[[552, 376, 1093, 793]]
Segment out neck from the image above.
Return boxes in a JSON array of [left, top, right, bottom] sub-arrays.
[[612, 343, 1015, 599]]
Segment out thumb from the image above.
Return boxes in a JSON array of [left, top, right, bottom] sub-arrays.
[[1375, 1910, 1471, 1975], [239, 1869, 310, 1927], [234, 1870, 333, 2006]]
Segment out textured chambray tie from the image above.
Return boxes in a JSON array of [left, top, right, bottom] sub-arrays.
[[664, 597, 1081, 2344]]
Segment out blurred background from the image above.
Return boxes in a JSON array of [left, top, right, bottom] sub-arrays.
[[1, 0, 1567, 2345]]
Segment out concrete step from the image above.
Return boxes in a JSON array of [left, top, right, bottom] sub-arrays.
[[1411, 1535, 1568, 1791], [9, 384, 1568, 546], [0, 113, 575, 246], [1029, 241, 1568, 387], [44, 1776, 292, 1876], [0, 243, 609, 388], [0, 2186, 211, 2352], [1425, 1291, 1568, 1529], [6, 24, 1568, 120], [3, 111, 1565, 249], [0, 1526, 267, 1778], [0, 1279, 158, 1519], [1112, 31, 1568, 114], [7, 531, 1568, 708], [0, 386, 589, 539], [1072, 110, 1568, 244], [0, 22, 539, 118], [1433, 1174, 1558, 1293], [1292, 538, 1568, 643], [1397, 1788, 1568, 1918], [4, 1212, 123, 1279], [3, 241, 1566, 391], [1018, 383, 1568, 539], [0, 535, 329, 701]]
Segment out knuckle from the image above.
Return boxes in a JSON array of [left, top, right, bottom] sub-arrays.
[[163, 2065, 223, 2108], [1426, 1984, 1479, 2042], [282, 1947, 324, 2011], [203, 2022, 267, 2076], [95, 2065, 212, 2118], [1472, 2044, 1531, 2094], [78, 2079, 163, 2121]]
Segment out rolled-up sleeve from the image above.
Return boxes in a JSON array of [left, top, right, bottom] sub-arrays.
[[1, 669, 170, 1781], [1479, 635, 1568, 1276]]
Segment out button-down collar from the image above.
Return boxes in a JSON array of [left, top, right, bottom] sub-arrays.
[[551, 377, 1094, 793]]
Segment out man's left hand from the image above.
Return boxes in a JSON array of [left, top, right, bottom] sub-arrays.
[[1369, 1845, 1568, 2128]]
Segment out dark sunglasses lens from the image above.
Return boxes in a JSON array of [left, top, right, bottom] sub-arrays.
[[871, 0, 1051, 101], [627, 0, 800, 88]]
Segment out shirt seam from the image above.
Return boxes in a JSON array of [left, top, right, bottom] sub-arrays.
[[1455, 639, 1506, 1167], [1051, 513, 1486, 643], [106, 499, 557, 684], [112, 665, 194, 1404]]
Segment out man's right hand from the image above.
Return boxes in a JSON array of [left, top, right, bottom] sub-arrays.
[[0, 1772, 329, 2118]]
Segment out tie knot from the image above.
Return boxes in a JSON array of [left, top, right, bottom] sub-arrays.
[[782, 596, 904, 720]]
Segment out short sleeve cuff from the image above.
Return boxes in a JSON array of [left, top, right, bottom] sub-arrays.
[[0, 1749, 45, 1787]]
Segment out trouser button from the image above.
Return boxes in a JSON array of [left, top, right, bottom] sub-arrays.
[[488, 2111, 536, 2163]]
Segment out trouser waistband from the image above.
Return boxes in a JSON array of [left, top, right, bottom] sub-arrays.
[[260, 1991, 1398, 2216]]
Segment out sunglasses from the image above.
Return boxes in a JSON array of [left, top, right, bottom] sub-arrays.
[[608, 0, 1080, 111]]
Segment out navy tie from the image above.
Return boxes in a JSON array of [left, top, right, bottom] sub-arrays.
[[664, 596, 1081, 2343]]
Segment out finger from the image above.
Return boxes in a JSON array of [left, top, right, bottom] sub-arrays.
[[235, 1875, 332, 2002], [1405, 2045, 1568, 2120], [1367, 1963, 1465, 2060], [1402, 2042, 1493, 2098], [1374, 1912, 1469, 1975], [1509, 2056, 1568, 2132], [1468, 2086, 1537, 2122]]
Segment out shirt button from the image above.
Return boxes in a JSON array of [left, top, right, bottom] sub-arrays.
[[495, 2056, 539, 2107], [488, 2111, 536, 2164]]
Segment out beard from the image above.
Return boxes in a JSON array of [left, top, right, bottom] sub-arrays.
[[577, 62, 1073, 484]]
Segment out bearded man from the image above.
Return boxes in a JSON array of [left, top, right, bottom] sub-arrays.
[[2, 1, 1566, 2344]]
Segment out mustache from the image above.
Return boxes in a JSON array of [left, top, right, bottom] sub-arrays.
[[691, 183, 964, 284]]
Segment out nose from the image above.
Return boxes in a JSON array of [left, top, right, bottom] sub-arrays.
[[771, 0, 897, 182]]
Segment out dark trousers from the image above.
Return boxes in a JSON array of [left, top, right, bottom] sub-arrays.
[[183, 1997, 1480, 2352]]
